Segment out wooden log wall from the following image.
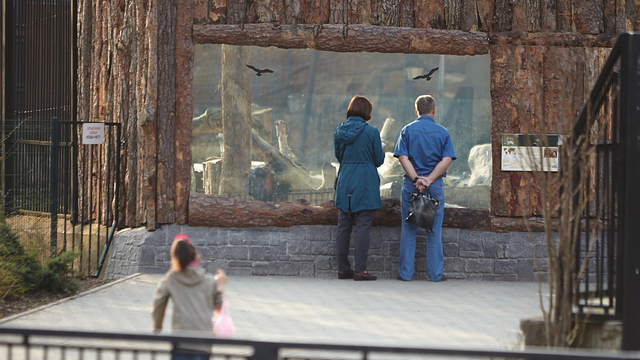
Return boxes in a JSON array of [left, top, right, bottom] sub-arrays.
[[81, 0, 628, 230]]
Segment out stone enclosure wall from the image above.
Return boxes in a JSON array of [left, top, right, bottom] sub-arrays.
[[104, 225, 548, 281]]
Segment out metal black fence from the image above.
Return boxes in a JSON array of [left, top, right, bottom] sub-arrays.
[[0, 327, 638, 360], [569, 33, 640, 350], [50, 119, 121, 278], [1, 1, 77, 264]]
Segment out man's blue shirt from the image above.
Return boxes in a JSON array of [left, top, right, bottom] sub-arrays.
[[393, 115, 457, 178]]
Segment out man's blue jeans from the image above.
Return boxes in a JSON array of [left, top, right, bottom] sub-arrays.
[[398, 176, 445, 281]]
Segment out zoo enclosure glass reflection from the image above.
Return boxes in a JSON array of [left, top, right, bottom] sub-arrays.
[[192, 45, 491, 209]]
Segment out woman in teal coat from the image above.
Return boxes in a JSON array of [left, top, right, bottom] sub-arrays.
[[334, 96, 385, 281]]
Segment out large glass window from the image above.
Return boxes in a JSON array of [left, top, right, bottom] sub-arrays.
[[192, 45, 491, 208]]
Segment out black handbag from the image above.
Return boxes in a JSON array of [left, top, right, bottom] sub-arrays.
[[405, 188, 440, 231]]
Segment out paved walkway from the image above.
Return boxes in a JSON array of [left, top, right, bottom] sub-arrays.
[[0, 274, 546, 351]]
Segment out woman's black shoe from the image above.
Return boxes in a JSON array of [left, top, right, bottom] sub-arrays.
[[338, 269, 354, 279], [354, 271, 377, 281]]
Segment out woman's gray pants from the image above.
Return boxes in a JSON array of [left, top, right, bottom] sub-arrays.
[[335, 209, 376, 273]]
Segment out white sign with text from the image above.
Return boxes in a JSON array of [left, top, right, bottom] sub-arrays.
[[82, 123, 104, 145]]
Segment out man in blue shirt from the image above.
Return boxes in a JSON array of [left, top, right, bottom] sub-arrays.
[[393, 95, 456, 282]]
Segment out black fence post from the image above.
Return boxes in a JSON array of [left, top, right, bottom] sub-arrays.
[[50, 117, 59, 256], [619, 33, 640, 351]]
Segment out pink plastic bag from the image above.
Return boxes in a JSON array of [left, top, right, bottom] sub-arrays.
[[213, 299, 235, 338]]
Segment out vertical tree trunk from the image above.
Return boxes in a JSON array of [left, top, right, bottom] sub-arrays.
[[375, 0, 400, 27], [475, 0, 494, 31], [603, 0, 616, 33], [175, 0, 195, 224], [329, 0, 347, 23], [219, 45, 252, 196], [573, 0, 603, 34], [493, 0, 512, 31], [556, 0, 572, 32], [399, 0, 414, 27], [139, 0, 159, 230], [156, 0, 177, 224], [302, 0, 330, 24], [540, 0, 556, 32], [227, 0, 248, 23], [414, 0, 444, 28], [461, 0, 478, 31], [513, 0, 542, 32], [444, 0, 461, 29]]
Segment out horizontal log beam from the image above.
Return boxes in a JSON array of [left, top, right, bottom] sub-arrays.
[[189, 194, 491, 230], [489, 31, 617, 48], [193, 23, 490, 55]]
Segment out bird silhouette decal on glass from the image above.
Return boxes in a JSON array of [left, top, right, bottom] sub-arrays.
[[412, 67, 439, 81], [246, 64, 274, 76]]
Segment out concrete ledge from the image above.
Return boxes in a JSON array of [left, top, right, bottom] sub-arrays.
[[104, 225, 555, 281], [520, 317, 622, 350]]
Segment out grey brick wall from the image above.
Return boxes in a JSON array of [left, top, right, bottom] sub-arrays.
[[104, 225, 551, 281]]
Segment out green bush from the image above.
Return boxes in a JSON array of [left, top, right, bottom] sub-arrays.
[[0, 223, 78, 299]]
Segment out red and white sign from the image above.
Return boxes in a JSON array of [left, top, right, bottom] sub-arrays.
[[82, 123, 104, 145]]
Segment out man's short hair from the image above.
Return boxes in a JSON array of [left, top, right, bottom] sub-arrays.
[[415, 95, 436, 115]]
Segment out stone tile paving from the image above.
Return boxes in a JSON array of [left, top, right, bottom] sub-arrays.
[[1, 274, 545, 351]]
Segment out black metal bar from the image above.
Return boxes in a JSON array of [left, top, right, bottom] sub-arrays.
[[0, 327, 638, 360], [50, 116, 59, 255], [94, 124, 121, 278], [619, 33, 640, 351], [72, 121, 79, 224]]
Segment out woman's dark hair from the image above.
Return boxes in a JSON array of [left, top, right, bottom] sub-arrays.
[[171, 235, 196, 272], [346, 95, 373, 120]]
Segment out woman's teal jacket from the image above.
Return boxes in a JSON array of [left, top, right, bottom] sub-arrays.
[[333, 116, 385, 213]]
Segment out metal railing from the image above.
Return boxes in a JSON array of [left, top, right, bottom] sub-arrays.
[[0, 327, 638, 360], [50, 119, 121, 278], [569, 33, 640, 350]]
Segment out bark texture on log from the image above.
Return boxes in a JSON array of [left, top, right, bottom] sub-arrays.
[[540, 0, 556, 32], [219, 45, 252, 196], [157, 0, 177, 224], [489, 44, 518, 217], [140, 0, 159, 229], [489, 32, 616, 48], [175, 0, 195, 224], [512, 0, 541, 32], [573, 0, 604, 34], [399, 0, 414, 27], [493, 0, 513, 31], [227, 0, 248, 24], [414, 0, 444, 28], [301, 0, 330, 24], [491, 216, 557, 232], [556, 0, 572, 32], [374, 0, 400, 27], [193, 24, 490, 55], [190, 194, 490, 229], [603, 0, 617, 33], [444, 0, 461, 30], [475, 0, 494, 31], [461, 0, 477, 31]]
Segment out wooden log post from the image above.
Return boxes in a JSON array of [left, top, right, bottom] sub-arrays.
[[175, 0, 195, 225], [379, 117, 395, 147], [252, 129, 322, 189], [219, 45, 252, 196], [156, 0, 177, 224], [318, 163, 337, 190], [192, 24, 490, 56], [275, 120, 300, 166], [203, 159, 222, 194]]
